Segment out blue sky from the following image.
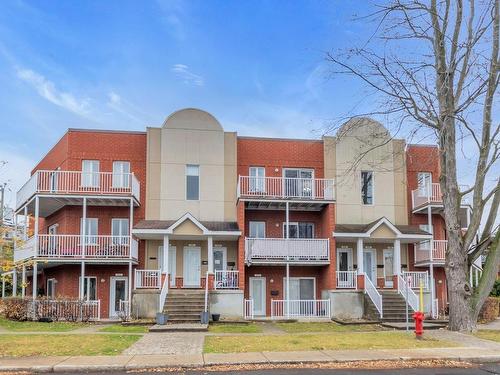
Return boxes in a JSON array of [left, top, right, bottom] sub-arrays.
[[0, 0, 490, 209]]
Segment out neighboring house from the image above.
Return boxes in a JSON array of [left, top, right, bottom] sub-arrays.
[[10, 108, 470, 321]]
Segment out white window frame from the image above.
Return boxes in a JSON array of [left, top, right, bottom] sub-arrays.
[[283, 277, 316, 300], [111, 218, 129, 245], [361, 170, 374, 205], [186, 164, 200, 201], [79, 276, 97, 301], [47, 278, 56, 299], [81, 160, 100, 188], [249, 166, 266, 193], [213, 247, 227, 272], [417, 172, 432, 196], [112, 161, 130, 188], [249, 221, 266, 238], [282, 222, 315, 239], [80, 218, 98, 245], [336, 247, 353, 271]]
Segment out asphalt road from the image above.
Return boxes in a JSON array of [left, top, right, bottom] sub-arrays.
[[57, 363, 500, 375]]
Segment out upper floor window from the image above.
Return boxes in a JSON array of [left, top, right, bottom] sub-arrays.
[[361, 171, 374, 205], [80, 218, 98, 244], [283, 222, 314, 239], [284, 168, 314, 198], [249, 221, 266, 238], [249, 167, 265, 193], [112, 161, 130, 188], [112, 218, 129, 245], [186, 165, 199, 200], [417, 172, 432, 195], [82, 160, 100, 188]]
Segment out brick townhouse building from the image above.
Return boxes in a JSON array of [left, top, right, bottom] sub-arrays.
[[11, 108, 474, 321]]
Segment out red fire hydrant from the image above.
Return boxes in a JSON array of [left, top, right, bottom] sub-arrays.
[[413, 311, 424, 339]]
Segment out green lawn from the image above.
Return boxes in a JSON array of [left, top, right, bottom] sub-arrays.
[[204, 332, 455, 353], [0, 334, 141, 356], [275, 322, 383, 333], [99, 324, 150, 333], [208, 323, 262, 333], [0, 318, 85, 332], [474, 330, 500, 342]]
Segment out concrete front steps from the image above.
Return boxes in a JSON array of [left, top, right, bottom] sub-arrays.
[[364, 290, 415, 322], [162, 289, 206, 324]]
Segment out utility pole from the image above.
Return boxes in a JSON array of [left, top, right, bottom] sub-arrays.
[[0, 182, 5, 226]]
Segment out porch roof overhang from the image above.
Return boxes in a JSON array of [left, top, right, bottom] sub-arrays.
[[132, 213, 241, 240], [333, 217, 432, 243]]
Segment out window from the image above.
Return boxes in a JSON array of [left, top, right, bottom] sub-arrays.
[[81, 160, 100, 188], [249, 221, 266, 238], [417, 172, 432, 196], [79, 276, 97, 301], [284, 169, 314, 198], [249, 167, 265, 193], [80, 218, 98, 245], [283, 277, 315, 300], [47, 278, 56, 299], [186, 165, 199, 200], [112, 161, 130, 188], [361, 171, 374, 205], [419, 224, 432, 249], [112, 218, 129, 245], [283, 222, 314, 239]]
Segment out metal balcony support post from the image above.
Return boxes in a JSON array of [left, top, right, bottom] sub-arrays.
[[32, 261, 37, 299], [427, 205, 435, 316], [12, 270, 17, 297], [23, 205, 27, 240], [34, 196, 39, 257], [128, 261, 132, 308], [129, 198, 134, 259], [80, 197, 87, 300], [21, 265, 26, 298], [285, 201, 290, 318]]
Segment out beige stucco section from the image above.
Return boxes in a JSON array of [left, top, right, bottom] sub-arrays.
[[322, 136, 336, 180], [145, 109, 237, 222], [334, 118, 408, 225], [145, 239, 238, 277]]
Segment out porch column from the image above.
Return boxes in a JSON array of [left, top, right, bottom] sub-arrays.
[[356, 238, 364, 289], [393, 239, 401, 289], [163, 235, 169, 289], [32, 262, 37, 299], [21, 265, 26, 298], [12, 270, 17, 297], [207, 236, 214, 273]]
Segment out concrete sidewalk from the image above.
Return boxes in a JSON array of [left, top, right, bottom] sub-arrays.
[[1, 347, 500, 372]]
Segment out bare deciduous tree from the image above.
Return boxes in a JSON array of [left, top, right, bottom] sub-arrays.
[[326, 0, 499, 331]]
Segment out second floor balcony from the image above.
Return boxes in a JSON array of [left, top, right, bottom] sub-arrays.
[[411, 183, 469, 214], [16, 170, 140, 210], [414, 239, 447, 265], [238, 176, 335, 202], [245, 237, 330, 265], [14, 234, 139, 263]]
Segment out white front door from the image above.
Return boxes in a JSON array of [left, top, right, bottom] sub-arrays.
[[183, 246, 201, 287], [110, 276, 128, 317], [383, 248, 394, 288], [363, 249, 377, 283], [249, 277, 266, 316], [337, 248, 353, 287]]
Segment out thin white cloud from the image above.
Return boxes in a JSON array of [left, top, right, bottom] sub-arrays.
[[106, 91, 146, 124], [171, 64, 204, 86], [16, 68, 90, 117], [156, 0, 188, 41]]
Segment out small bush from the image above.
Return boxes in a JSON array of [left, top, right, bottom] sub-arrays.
[[490, 279, 500, 297], [479, 296, 500, 323], [0, 298, 31, 321]]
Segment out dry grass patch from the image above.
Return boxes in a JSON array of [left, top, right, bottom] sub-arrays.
[[204, 331, 455, 353], [0, 317, 85, 332], [275, 322, 383, 333], [474, 329, 500, 342], [0, 334, 140, 356], [99, 324, 150, 333], [208, 323, 262, 333]]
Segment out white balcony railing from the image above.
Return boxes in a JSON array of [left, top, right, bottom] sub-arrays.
[[402, 271, 429, 290], [16, 170, 140, 209], [135, 270, 161, 289], [238, 176, 335, 201], [214, 270, 239, 289], [245, 238, 330, 263], [414, 240, 447, 263], [271, 299, 331, 319], [32, 299, 101, 321], [14, 235, 138, 261], [411, 183, 469, 210], [336, 271, 358, 289]]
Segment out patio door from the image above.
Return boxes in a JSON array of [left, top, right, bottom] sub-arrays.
[[110, 276, 128, 317], [417, 172, 432, 197], [363, 248, 377, 283], [383, 248, 394, 288], [183, 246, 201, 287], [48, 224, 58, 255], [249, 277, 266, 316], [283, 169, 314, 198]]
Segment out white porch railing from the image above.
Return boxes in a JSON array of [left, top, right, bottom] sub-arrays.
[[414, 240, 447, 263], [432, 298, 439, 319], [336, 271, 357, 289], [214, 270, 239, 289], [271, 299, 331, 318], [21, 234, 138, 260], [16, 170, 140, 209], [158, 274, 169, 312], [363, 274, 383, 318], [245, 238, 329, 263], [135, 270, 161, 289], [244, 299, 254, 320], [33, 299, 101, 321], [118, 299, 130, 319], [238, 176, 335, 201], [397, 274, 420, 312], [402, 271, 429, 290]]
